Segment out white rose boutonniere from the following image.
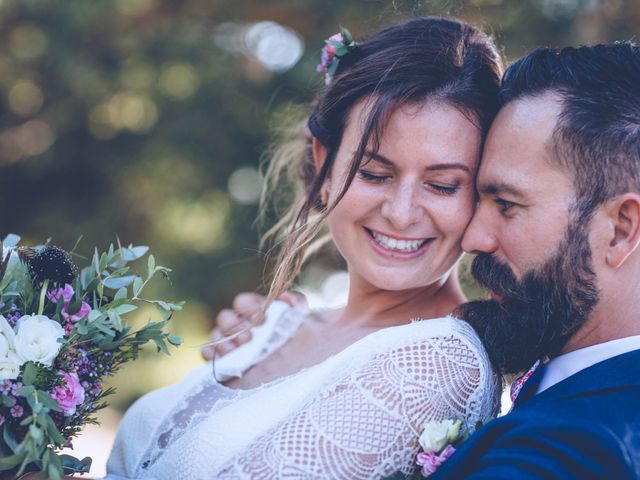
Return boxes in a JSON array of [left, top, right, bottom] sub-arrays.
[[14, 314, 64, 366], [418, 419, 462, 453]]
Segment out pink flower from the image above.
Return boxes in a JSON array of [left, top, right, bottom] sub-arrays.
[[48, 284, 74, 304], [63, 301, 91, 323], [416, 444, 456, 477], [325, 33, 342, 56], [316, 33, 344, 73], [48, 284, 91, 323], [52, 372, 85, 416]]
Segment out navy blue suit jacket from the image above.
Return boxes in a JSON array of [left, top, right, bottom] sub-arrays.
[[432, 349, 640, 479]]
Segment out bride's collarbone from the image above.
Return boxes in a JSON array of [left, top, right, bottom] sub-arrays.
[[223, 319, 378, 390]]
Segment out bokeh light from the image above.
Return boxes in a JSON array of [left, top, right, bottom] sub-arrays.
[[227, 167, 262, 205], [9, 24, 47, 60], [8, 80, 44, 117]]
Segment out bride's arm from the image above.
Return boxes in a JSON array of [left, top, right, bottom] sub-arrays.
[[214, 327, 495, 479]]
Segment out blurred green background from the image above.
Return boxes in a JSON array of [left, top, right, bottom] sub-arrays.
[[1, 0, 639, 411]]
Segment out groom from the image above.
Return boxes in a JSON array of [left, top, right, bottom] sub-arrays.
[[432, 43, 640, 478]]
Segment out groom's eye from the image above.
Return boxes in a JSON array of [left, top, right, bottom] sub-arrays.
[[494, 198, 516, 213]]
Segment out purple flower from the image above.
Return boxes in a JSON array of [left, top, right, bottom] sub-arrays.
[[10, 381, 22, 396], [0, 380, 12, 395], [416, 444, 456, 477], [10, 404, 23, 418], [48, 284, 91, 323], [51, 371, 85, 416]]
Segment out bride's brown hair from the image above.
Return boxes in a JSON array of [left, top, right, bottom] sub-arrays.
[[261, 16, 503, 306]]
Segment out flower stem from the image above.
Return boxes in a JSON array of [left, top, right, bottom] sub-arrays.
[[38, 278, 49, 315]]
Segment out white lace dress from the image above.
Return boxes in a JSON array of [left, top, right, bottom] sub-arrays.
[[104, 305, 500, 480]]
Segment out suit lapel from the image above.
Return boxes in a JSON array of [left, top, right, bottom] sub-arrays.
[[517, 348, 640, 407]]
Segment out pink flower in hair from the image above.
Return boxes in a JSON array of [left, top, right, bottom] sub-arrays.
[[316, 29, 356, 85]]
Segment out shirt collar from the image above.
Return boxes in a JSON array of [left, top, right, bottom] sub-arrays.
[[537, 335, 640, 393]]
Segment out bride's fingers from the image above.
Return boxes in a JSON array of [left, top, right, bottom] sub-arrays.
[[232, 292, 266, 326], [278, 291, 309, 309]]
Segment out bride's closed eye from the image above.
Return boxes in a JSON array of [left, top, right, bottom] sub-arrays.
[[357, 169, 391, 183], [427, 183, 460, 195]]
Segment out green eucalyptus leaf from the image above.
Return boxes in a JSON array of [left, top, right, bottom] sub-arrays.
[[120, 246, 149, 262], [60, 454, 92, 474], [114, 287, 127, 301], [42, 414, 66, 445], [3, 423, 19, 452], [133, 277, 143, 297], [22, 362, 39, 386], [2, 234, 20, 248], [103, 275, 136, 290], [0, 452, 24, 470], [114, 304, 137, 315], [37, 390, 61, 412], [147, 255, 156, 280]]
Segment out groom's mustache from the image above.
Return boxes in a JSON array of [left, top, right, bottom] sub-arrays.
[[471, 253, 539, 303]]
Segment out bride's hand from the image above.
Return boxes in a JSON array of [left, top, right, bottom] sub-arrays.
[[202, 291, 308, 360]]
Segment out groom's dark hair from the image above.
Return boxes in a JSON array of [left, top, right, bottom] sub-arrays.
[[500, 42, 640, 219]]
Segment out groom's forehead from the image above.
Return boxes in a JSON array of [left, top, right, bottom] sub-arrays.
[[477, 94, 566, 192]]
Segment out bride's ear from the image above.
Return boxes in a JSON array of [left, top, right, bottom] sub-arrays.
[[312, 137, 331, 205]]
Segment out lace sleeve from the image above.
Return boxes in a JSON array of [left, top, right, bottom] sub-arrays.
[[214, 326, 496, 479]]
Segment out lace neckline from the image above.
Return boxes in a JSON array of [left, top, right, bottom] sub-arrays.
[[218, 315, 460, 393]]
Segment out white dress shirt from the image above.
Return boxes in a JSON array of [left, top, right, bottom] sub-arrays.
[[537, 335, 640, 393]]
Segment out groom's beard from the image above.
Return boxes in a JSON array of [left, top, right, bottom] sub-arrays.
[[456, 216, 599, 374]]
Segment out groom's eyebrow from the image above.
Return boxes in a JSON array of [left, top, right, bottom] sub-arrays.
[[363, 150, 470, 172], [480, 182, 527, 199]]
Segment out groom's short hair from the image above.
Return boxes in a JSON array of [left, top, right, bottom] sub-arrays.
[[499, 43, 640, 217]]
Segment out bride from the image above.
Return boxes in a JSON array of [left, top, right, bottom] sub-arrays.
[[102, 16, 503, 479]]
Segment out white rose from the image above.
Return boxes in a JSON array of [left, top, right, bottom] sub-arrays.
[[0, 351, 22, 380], [14, 315, 64, 366], [419, 419, 462, 453], [0, 315, 16, 358]]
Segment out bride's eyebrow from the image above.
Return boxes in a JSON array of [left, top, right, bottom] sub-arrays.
[[425, 163, 471, 173], [359, 150, 470, 173], [361, 150, 393, 166]]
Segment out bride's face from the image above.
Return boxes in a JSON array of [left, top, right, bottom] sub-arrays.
[[321, 99, 482, 291]]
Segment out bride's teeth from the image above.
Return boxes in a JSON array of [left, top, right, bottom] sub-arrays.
[[371, 231, 426, 252]]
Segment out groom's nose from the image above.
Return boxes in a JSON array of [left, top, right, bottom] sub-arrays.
[[461, 206, 498, 255]]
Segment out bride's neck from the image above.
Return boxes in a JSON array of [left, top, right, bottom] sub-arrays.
[[335, 273, 465, 329]]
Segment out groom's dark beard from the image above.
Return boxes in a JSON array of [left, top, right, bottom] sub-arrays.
[[456, 214, 600, 374]]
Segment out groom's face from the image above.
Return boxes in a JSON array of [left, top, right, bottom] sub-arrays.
[[462, 94, 576, 279], [459, 94, 601, 371]]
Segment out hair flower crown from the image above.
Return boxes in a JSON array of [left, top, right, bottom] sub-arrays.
[[317, 27, 356, 85]]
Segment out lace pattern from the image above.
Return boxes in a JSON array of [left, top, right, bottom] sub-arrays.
[[105, 315, 500, 480], [213, 324, 497, 479]]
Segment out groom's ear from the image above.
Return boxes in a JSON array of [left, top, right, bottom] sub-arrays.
[[604, 193, 640, 269], [312, 137, 331, 204]]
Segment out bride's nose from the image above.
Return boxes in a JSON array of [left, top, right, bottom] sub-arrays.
[[380, 181, 423, 230]]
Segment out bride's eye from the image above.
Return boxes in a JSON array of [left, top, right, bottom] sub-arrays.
[[427, 183, 459, 195], [357, 170, 390, 183]]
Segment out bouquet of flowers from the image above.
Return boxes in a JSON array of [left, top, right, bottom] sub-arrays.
[[0, 234, 183, 479]]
